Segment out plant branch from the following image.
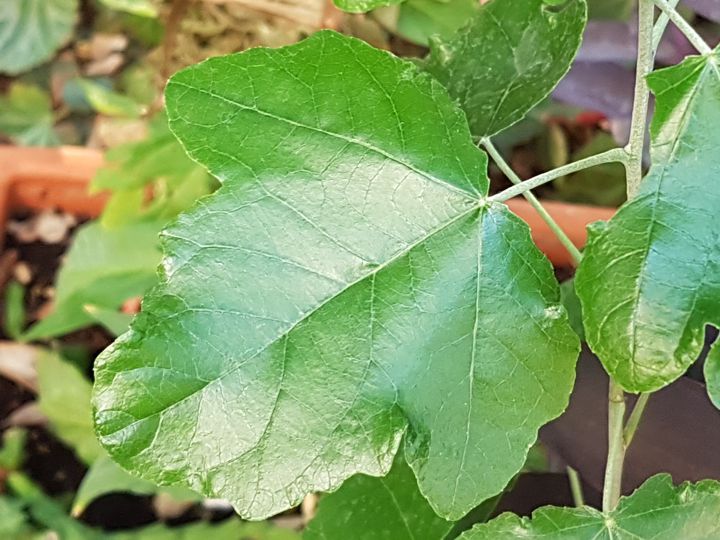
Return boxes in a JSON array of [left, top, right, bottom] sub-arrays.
[[653, 0, 713, 55], [489, 148, 628, 203], [623, 393, 650, 447], [481, 139, 583, 265], [624, 0, 656, 199], [652, 0, 681, 52], [603, 379, 627, 512], [567, 466, 585, 508]]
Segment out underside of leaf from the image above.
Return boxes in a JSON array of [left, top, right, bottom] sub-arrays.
[[576, 51, 720, 393], [93, 31, 578, 520]]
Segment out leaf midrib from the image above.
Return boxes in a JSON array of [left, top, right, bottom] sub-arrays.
[[102, 201, 489, 439]]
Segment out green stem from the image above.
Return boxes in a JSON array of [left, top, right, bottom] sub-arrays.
[[603, 379, 627, 512], [567, 466, 585, 508], [651, 0, 681, 52], [481, 139, 583, 266], [652, 0, 713, 55], [489, 148, 628, 203], [623, 393, 650, 447], [624, 0, 655, 199]]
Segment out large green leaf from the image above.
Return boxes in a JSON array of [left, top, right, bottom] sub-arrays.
[[576, 50, 720, 393], [458, 474, 720, 539], [93, 31, 578, 521], [423, 0, 587, 138], [304, 454, 453, 540], [24, 221, 162, 340], [0, 0, 78, 75]]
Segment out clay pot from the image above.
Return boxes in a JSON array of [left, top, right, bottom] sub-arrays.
[[0, 145, 614, 266], [0, 145, 107, 249]]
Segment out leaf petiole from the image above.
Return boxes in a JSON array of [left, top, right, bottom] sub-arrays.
[[482, 138, 584, 265], [488, 148, 628, 204], [652, 0, 712, 55]]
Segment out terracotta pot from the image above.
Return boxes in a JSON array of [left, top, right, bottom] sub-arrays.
[[0, 145, 107, 249], [0, 145, 614, 266]]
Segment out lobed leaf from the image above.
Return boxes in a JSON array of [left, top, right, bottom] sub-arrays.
[[459, 474, 720, 539], [0, 0, 78, 75], [423, 0, 587, 138], [304, 454, 453, 540], [93, 31, 579, 520], [576, 50, 720, 392]]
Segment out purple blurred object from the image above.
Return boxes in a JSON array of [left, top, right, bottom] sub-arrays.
[[553, 62, 634, 120], [685, 0, 720, 23]]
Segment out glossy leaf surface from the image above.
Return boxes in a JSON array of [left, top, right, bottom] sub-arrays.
[[459, 475, 720, 539], [304, 454, 452, 540], [423, 0, 587, 137], [0, 0, 78, 75], [576, 51, 720, 392], [94, 31, 578, 521]]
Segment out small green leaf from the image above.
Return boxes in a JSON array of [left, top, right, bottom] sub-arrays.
[[334, 0, 403, 14], [2, 281, 26, 339], [0, 83, 59, 146], [78, 79, 147, 118], [704, 340, 720, 409], [304, 454, 453, 540], [576, 50, 720, 392], [0, 0, 78, 75], [0, 428, 27, 471], [459, 474, 720, 539], [395, 0, 479, 47], [423, 0, 587, 137], [73, 455, 199, 516], [37, 351, 103, 464], [94, 31, 578, 521], [24, 221, 162, 340]]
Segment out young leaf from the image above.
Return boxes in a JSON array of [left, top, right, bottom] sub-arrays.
[[78, 79, 147, 118], [704, 340, 720, 409], [458, 474, 720, 539], [24, 221, 162, 340], [94, 31, 579, 521], [423, 0, 587, 138], [576, 50, 720, 393], [0, 0, 78, 75], [333, 0, 403, 13], [304, 454, 453, 540], [37, 351, 104, 464]]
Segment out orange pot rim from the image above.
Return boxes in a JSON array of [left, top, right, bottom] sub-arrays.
[[0, 144, 615, 266]]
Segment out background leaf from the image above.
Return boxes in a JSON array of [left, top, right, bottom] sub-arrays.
[[94, 31, 578, 522], [24, 221, 162, 340], [704, 340, 720, 409], [0, 0, 78, 75], [0, 83, 59, 146], [37, 351, 104, 464], [459, 475, 720, 539], [392, 0, 478, 47], [576, 50, 720, 392], [334, 0, 403, 14], [304, 454, 453, 540], [423, 0, 587, 137]]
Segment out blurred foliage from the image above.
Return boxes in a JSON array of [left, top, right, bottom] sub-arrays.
[[0, 84, 59, 146]]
